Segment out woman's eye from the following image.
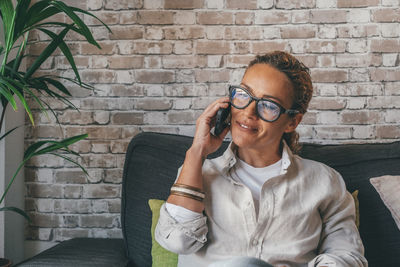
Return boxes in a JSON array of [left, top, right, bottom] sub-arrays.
[[262, 102, 279, 113]]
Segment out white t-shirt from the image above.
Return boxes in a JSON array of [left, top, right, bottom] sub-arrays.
[[230, 157, 282, 215]]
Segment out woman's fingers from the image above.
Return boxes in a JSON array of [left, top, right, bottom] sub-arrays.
[[201, 97, 230, 120], [192, 97, 231, 157]]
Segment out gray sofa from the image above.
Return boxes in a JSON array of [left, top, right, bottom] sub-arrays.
[[17, 132, 400, 267]]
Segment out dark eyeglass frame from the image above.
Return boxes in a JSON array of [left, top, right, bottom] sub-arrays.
[[229, 85, 300, 122]]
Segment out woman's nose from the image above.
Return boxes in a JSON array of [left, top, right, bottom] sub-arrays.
[[243, 100, 258, 119]]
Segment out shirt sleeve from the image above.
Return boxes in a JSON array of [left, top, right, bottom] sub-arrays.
[[308, 170, 368, 267], [165, 202, 204, 223], [155, 203, 208, 255]]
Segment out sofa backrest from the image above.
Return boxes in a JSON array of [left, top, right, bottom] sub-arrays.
[[121, 132, 400, 267]]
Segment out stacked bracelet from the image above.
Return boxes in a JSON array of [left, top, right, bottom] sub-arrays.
[[170, 183, 205, 202]]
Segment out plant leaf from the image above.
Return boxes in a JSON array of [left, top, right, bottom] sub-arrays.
[[13, 0, 31, 39], [30, 77, 78, 111], [70, 6, 111, 33], [35, 134, 88, 155], [0, 77, 35, 124], [0, 0, 15, 48], [37, 27, 81, 84], [25, 1, 59, 29], [50, 1, 100, 48], [24, 134, 88, 159], [0, 0, 16, 75], [38, 77, 71, 96], [0, 84, 17, 110], [11, 32, 29, 77], [0, 125, 19, 141], [48, 152, 88, 176], [24, 25, 71, 79], [0, 206, 31, 223]]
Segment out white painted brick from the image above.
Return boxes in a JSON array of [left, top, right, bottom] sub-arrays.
[[208, 55, 223, 68], [349, 68, 369, 82], [173, 98, 192, 109], [353, 125, 375, 139], [174, 41, 193, 54], [381, 24, 400, 37], [93, 111, 110, 124], [230, 69, 246, 85], [174, 11, 196, 24], [317, 25, 336, 39], [381, 0, 400, 6], [145, 27, 163, 40], [144, 112, 168, 124], [36, 168, 54, 183], [382, 53, 399, 67], [347, 97, 366, 109], [347, 39, 368, 53], [143, 0, 163, 9], [263, 27, 281, 39], [36, 199, 54, 213], [206, 0, 224, 9], [178, 125, 196, 136], [347, 10, 370, 23], [258, 0, 274, 9], [384, 109, 400, 123], [316, 0, 336, 8], [317, 111, 341, 124], [316, 84, 338, 96], [289, 40, 306, 53], [144, 85, 164, 96], [38, 228, 53, 241], [206, 26, 224, 39]]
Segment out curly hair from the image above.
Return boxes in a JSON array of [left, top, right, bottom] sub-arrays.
[[247, 51, 313, 154]]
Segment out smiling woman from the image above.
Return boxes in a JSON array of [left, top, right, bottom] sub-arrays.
[[155, 51, 368, 267]]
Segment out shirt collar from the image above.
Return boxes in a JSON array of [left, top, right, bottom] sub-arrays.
[[217, 140, 294, 175]]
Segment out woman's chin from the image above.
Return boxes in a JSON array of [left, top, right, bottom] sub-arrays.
[[231, 132, 258, 149]]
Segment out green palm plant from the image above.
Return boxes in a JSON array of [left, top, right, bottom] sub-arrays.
[[0, 0, 110, 221]]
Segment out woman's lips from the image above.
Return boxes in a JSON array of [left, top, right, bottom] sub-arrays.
[[236, 121, 258, 133]]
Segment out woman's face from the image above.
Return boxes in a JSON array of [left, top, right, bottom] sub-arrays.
[[230, 63, 300, 152]]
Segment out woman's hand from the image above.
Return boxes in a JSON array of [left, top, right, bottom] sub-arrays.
[[190, 97, 230, 159]]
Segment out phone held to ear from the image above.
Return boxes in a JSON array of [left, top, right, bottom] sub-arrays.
[[214, 104, 231, 136]]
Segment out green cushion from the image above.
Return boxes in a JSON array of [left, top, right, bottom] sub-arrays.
[[352, 190, 360, 229], [148, 199, 178, 267]]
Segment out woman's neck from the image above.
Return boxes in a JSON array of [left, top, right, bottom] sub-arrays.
[[236, 142, 282, 168]]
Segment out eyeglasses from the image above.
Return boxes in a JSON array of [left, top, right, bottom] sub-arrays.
[[229, 85, 299, 122]]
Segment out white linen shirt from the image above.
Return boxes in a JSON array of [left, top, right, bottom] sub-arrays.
[[155, 142, 367, 267]]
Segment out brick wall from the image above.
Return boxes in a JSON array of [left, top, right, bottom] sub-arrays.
[[25, 0, 400, 244]]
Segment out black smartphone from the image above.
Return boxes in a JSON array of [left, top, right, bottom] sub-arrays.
[[214, 104, 231, 136]]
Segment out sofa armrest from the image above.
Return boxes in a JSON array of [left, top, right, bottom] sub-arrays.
[[16, 238, 129, 267]]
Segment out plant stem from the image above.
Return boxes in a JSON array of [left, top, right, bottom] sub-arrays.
[[0, 157, 27, 205], [0, 104, 6, 133]]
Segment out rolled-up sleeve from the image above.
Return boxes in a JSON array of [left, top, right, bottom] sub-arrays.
[[309, 170, 368, 267], [155, 203, 208, 255]]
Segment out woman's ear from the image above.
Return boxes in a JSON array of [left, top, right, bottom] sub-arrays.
[[284, 113, 303, 133]]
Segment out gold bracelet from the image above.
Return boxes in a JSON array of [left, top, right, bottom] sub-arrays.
[[171, 185, 205, 199], [170, 190, 204, 202]]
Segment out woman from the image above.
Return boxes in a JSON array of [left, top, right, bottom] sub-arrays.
[[155, 51, 367, 267]]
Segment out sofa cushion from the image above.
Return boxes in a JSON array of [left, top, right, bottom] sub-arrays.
[[16, 238, 128, 267], [121, 132, 400, 267], [149, 199, 178, 267], [370, 175, 400, 230]]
